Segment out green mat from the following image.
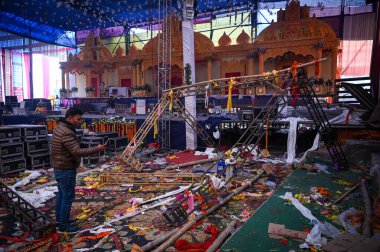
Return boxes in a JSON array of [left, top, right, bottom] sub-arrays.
[[221, 168, 363, 252]]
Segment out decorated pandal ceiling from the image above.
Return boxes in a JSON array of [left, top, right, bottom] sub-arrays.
[[60, 0, 339, 96]]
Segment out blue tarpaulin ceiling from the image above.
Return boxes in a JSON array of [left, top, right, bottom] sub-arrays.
[[0, 0, 370, 48]]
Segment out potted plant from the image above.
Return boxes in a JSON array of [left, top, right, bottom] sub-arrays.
[[59, 88, 68, 98], [131, 85, 146, 97], [71, 87, 78, 98], [85, 87, 95, 97]]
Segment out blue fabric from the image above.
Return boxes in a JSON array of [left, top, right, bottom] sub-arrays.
[[54, 169, 76, 229], [0, 0, 369, 46]]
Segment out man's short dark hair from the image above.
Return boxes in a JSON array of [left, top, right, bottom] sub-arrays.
[[65, 107, 83, 118]]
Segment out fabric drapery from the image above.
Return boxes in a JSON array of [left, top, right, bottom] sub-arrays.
[[340, 12, 375, 77]]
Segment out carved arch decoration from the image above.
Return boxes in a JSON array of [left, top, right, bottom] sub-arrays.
[[141, 16, 214, 70], [263, 47, 318, 62], [220, 59, 247, 77]]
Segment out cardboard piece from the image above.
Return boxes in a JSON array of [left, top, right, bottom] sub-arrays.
[[268, 223, 308, 241]]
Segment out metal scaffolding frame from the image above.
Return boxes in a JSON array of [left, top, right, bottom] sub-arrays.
[[157, 0, 173, 150]]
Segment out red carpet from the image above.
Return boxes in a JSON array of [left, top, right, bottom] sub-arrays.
[[165, 150, 208, 164]]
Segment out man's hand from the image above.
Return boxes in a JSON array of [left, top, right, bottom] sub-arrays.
[[97, 143, 106, 152]]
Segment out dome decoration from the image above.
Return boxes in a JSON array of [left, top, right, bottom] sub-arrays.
[[128, 44, 138, 55], [115, 46, 124, 57], [218, 32, 232, 46], [236, 30, 250, 44]]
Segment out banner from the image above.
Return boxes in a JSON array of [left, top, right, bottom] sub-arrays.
[[182, 20, 197, 149], [12, 52, 23, 101]]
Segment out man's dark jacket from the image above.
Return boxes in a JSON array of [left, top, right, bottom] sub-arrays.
[[51, 120, 98, 170]]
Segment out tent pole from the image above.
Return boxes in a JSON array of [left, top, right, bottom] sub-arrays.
[[29, 38, 33, 99]]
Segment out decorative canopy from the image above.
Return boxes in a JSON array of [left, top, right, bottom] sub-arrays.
[[0, 0, 369, 47]]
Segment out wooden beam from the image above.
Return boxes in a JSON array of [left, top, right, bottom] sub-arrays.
[[206, 220, 237, 252], [360, 178, 372, 237], [144, 169, 265, 251]]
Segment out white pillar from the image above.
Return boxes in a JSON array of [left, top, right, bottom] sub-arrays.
[[182, 20, 197, 149]]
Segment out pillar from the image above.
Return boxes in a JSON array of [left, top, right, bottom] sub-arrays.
[[140, 61, 145, 85], [132, 64, 137, 85], [65, 72, 70, 90], [61, 71, 65, 89], [258, 53, 264, 74], [104, 70, 108, 86], [247, 57, 254, 94], [317, 48, 323, 78], [86, 70, 91, 88], [182, 19, 197, 150], [330, 48, 339, 99], [248, 57, 254, 75], [207, 59, 212, 80], [137, 63, 142, 85]]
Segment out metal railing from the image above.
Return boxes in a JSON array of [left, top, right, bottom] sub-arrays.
[[335, 76, 372, 105]]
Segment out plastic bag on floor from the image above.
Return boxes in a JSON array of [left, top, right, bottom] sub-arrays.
[[280, 192, 340, 248], [319, 221, 341, 238], [315, 163, 331, 174], [338, 207, 361, 235], [154, 157, 167, 165]]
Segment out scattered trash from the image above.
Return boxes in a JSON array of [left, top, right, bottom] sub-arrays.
[[264, 181, 277, 189], [154, 158, 166, 165], [268, 223, 308, 240], [337, 207, 362, 235], [314, 163, 330, 174]]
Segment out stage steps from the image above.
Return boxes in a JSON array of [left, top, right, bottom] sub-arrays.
[[299, 75, 348, 170]]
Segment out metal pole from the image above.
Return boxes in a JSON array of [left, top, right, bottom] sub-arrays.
[[29, 38, 33, 99], [370, 0, 380, 100]]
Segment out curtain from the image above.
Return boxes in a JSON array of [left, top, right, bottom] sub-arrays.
[[23, 53, 30, 99], [42, 55, 50, 98], [340, 12, 375, 77]]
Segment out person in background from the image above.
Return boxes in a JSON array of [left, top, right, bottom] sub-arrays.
[[51, 107, 106, 234], [106, 95, 116, 114], [100, 82, 106, 96], [35, 99, 47, 112]]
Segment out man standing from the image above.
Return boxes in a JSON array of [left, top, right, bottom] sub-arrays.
[[51, 107, 106, 234]]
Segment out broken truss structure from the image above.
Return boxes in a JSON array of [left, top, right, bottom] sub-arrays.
[[120, 63, 291, 170], [152, 58, 348, 226], [0, 181, 55, 239]]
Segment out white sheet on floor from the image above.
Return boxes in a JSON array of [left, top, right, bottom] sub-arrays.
[[15, 186, 58, 208], [280, 192, 340, 248], [11, 170, 43, 189]]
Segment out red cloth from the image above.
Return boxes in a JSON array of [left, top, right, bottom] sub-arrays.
[[290, 84, 300, 106], [0, 232, 58, 244], [174, 225, 219, 252], [166, 150, 208, 165]]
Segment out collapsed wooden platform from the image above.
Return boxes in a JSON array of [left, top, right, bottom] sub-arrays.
[[100, 172, 203, 185]]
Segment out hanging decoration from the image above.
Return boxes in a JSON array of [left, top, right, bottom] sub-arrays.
[[154, 117, 158, 139], [184, 63, 192, 86], [226, 77, 235, 110]]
